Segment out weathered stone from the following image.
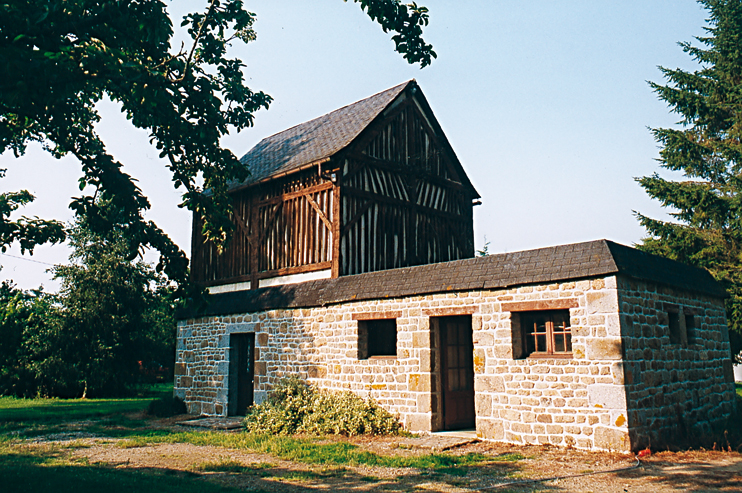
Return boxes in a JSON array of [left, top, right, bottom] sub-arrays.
[[586, 338, 623, 360], [412, 332, 429, 348], [176, 271, 733, 456], [408, 373, 431, 392], [473, 348, 486, 373], [593, 427, 631, 452], [587, 291, 618, 314], [477, 419, 504, 440], [588, 384, 627, 410], [475, 394, 492, 416], [475, 375, 505, 392], [417, 393, 432, 413], [406, 413, 431, 432]]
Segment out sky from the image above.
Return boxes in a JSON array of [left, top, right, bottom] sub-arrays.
[[0, 0, 710, 290]]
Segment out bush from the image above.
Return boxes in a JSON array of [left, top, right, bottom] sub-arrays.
[[147, 395, 187, 417], [244, 377, 401, 436]]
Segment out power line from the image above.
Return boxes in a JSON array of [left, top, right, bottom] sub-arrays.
[[0, 252, 60, 267]]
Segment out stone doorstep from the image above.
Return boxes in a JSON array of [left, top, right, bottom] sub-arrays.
[[399, 430, 479, 451], [179, 416, 245, 431]]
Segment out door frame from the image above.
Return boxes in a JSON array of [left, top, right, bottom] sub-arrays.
[[438, 315, 475, 430], [228, 332, 255, 416]]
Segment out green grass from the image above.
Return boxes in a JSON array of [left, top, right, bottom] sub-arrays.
[[115, 431, 511, 472], [736, 383, 742, 399], [0, 386, 522, 490], [0, 384, 174, 438], [0, 384, 172, 423], [192, 459, 277, 474]]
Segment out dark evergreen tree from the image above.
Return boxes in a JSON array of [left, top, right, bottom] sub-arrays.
[[636, 0, 742, 359]]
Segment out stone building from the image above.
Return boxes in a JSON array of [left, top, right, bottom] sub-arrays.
[[176, 82, 736, 452]]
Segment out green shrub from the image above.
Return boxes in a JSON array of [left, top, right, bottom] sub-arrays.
[[147, 395, 187, 417], [244, 377, 401, 436]]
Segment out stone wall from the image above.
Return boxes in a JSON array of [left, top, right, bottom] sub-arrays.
[[617, 276, 736, 449], [175, 274, 734, 452], [470, 277, 631, 452]]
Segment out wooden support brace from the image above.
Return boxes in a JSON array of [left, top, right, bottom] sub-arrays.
[[305, 193, 333, 231], [232, 209, 251, 245]]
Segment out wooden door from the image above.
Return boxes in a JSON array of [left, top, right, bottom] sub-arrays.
[[228, 333, 255, 416], [440, 316, 475, 430]]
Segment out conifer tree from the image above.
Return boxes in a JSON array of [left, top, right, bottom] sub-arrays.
[[636, 0, 742, 359]]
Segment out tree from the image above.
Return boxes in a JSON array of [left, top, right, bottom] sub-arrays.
[[0, 169, 65, 254], [0, 0, 435, 287], [0, 216, 178, 398], [47, 217, 176, 397], [0, 280, 58, 396], [636, 0, 742, 359]]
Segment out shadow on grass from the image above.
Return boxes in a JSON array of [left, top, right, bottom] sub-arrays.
[[113, 432, 524, 490], [0, 451, 251, 493], [0, 444, 524, 493]]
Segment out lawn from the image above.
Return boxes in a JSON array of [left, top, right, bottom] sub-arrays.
[[1, 446, 248, 493], [0, 385, 257, 492], [0, 384, 173, 440], [0, 384, 172, 423], [0, 387, 516, 492], [2, 387, 740, 492]]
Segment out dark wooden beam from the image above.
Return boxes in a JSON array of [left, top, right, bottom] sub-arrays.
[[305, 193, 333, 232], [331, 183, 341, 278], [254, 181, 333, 207], [345, 151, 467, 192], [232, 208, 251, 245], [343, 186, 464, 222], [341, 198, 373, 236]]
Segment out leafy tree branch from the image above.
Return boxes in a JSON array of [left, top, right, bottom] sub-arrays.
[[0, 0, 435, 289]]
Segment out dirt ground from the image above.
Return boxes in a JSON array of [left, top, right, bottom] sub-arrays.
[[30, 415, 742, 492]]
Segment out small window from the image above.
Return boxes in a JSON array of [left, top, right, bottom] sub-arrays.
[[358, 319, 397, 359], [668, 311, 683, 345], [519, 310, 572, 357], [685, 314, 696, 345]]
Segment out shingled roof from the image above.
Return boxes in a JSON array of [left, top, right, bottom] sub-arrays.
[[178, 240, 724, 319], [233, 81, 412, 188]]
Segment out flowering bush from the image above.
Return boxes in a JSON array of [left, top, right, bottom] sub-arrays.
[[244, 377, 401, 436]]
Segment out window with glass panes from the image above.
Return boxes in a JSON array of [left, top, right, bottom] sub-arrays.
[[520, 310, 572, 356]]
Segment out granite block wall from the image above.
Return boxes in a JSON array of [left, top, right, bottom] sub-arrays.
[[617, 276, 736, 449], [175, 274, 735, 452]]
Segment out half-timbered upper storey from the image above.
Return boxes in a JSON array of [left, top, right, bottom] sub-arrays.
[[191, 80, 480, 290]]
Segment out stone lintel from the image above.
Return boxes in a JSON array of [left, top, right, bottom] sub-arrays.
[[502, 299, 579, 312]]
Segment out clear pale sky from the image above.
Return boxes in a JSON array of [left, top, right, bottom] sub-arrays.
[[0, 0, 709, 290]]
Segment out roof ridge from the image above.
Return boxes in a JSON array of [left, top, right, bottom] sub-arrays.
[[234, 80, 414, 188], [246, 80, 413, 147]]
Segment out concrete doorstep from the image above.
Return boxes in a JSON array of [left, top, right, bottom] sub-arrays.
[[399, 429, 479, 452], [179, 416, 245, 431]]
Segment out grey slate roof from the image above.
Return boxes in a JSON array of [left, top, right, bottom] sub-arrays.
[[233, 81, 412, 188], [177, 239, 725, 319]]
